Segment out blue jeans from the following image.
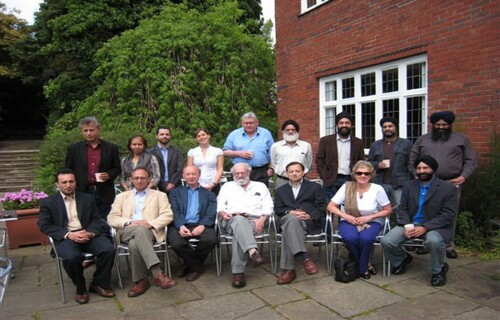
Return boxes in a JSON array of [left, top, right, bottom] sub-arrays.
[[339, 221, 381, 274], [381, 226, 446, 274]]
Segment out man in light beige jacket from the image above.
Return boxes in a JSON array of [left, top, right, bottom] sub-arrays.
[[108, 167, 176, 297]]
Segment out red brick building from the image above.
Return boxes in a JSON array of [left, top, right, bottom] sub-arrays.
[[275, 0, 499, 169]]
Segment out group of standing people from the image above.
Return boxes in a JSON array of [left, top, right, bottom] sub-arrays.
[[38, 108, 477, 304]]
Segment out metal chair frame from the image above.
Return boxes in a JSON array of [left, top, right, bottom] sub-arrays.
[[272, 213, 334, 275], [214, 214, 274, 277], [0, 256, 13, 310]]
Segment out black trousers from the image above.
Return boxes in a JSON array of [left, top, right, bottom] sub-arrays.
[[167, 225, 217, 273], [56, 235, 115, 294]]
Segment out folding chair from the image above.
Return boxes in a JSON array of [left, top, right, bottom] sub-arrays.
[[0, 256, 13, 310], [0, 228, 6, 256], [111, 226, 171, 283], [272, 213, 334, 275], [48, 236, 100, 303], [214, 214, 274, 277]]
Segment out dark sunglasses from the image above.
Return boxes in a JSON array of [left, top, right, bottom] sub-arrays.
[[355, 171, 372, 176]]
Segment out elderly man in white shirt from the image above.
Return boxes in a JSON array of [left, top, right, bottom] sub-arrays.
[[270, 119, 313, 189], [217, 163, 274, 288]]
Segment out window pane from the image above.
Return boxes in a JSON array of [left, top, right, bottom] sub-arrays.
[[383, 68, 398, 93], [307, 0, 317, 8], [361, 102, 375, 148], [383, 99, 400, 119], [341, 104, 356, 132], [325, 81, 336, 101], [407, 62, 426, 90], [325, 107, 336, 135], [342, 77, 354, 99], [361, 72, 376, 96], [406, 96, 425, 142]]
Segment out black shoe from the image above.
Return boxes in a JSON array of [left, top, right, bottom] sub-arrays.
[[368, 264, 377, 275], [431, 263, 449, 286], [392, 254, 413, 275], [360, 272, 371, 279], [416, 247, 429, 255], [446, 249, 458, 259], [405, 246, 416, 252]]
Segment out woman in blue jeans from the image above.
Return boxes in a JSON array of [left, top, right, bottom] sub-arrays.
[[327, 161, 392, 279]]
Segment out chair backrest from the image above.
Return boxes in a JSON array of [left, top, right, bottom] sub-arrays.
[[0, 256, 13, 310]]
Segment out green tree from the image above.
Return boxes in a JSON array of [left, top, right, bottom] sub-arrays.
[[0, 2, 30, 78], [35, 1, 276, 192]]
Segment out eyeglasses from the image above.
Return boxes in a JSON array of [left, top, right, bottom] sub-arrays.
[[355, 172, 372, 176], [131, 177, 149, 181]]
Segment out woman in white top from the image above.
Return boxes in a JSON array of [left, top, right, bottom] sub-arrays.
[[327, 160, 392, 279], [187, 128, 224, 194]]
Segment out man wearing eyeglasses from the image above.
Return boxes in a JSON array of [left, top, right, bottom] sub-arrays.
[[223, 112, 274, 186], [108, 167, 176, 297]]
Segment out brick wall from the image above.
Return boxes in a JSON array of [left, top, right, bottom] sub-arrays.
[[275, 0, 499, 166]]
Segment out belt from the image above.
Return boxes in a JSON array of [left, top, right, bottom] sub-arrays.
[[251, 165, 268, 170], [276, 174, 289, 181]]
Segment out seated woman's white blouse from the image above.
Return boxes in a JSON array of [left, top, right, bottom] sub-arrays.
[[331, 183, 390, 225], [187, 145, 223, 187]]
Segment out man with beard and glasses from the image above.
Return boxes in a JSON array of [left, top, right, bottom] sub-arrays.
[[368, 117, 413, 210], [410, 111, 477, 258], [270, 120, 313, 189], [381, 156, 459, 286], [316, 111, 365, 201], [217, 163, 274, 288]]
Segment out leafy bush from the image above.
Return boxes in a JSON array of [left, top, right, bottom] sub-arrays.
[[458, 132, 500, 251]]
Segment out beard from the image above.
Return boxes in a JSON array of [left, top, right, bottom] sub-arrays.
[[431, 127, 452, 141], [416, 172, 434, 182], [284, 132, 299, 142], [235, 177, 250, 186], [384, 130, 396, 138], [337, 127, 351, 138]]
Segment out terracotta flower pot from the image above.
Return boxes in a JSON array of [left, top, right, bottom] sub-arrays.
[[5, 208, 49, 249]]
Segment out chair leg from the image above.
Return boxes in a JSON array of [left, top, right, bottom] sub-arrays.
[[165, 247, 172, 278], [56, 258, 66, 304], [114, 254, 123, 289], [215, 243, 222, 277]]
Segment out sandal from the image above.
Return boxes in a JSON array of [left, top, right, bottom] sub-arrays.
[[368, 264, 377, 275]]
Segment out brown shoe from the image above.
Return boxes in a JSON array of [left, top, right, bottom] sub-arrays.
[[75, 292, 89, 304], [153, 272, 177, 289], [128, 278, 151, 298], [303, 258, 318, 275], [250, 251, 264, 267], [232, 273, 246, 288], [89, 284, 115, 298], [277, 269, 297, 285], [185, 272, 201, 282]]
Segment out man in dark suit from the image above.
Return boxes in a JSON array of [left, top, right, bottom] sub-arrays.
[[149, 126, 184, 193], [274, 162, 327, 284], [38, 168, 116, 304], [381, 156, 459, 286], [65, 116, 121, 219], [167, 165, 217, 281], [316, 111, 365, 201]]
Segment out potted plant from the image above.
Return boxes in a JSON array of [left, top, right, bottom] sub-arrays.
[[0, 189, 49, 249]]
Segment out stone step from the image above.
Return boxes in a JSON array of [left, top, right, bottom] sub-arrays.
[[0, 140, 43, 149]]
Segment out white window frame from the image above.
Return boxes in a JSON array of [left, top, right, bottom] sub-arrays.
[[301, 0, 330, 14], [319, 55, 428, 150]]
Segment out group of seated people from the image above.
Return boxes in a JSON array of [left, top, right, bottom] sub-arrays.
[[37, 117, 458, 305]]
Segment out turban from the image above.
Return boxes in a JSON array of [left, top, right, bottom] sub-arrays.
[[335, 111, 353, 125], [281, 119, 300, 132], [379, 116, 399, 127], [430, 111, 456, 124], [414, 155, 439, 172]]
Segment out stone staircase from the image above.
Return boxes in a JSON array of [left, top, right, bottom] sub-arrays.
[[0, 140, 43, 193]]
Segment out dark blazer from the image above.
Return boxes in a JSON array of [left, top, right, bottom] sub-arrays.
[[38, 191, 108, 242], [368, 138, 413, 188], [149, 145, 184, 191], [274, 179, 327, 234], [316, 134, 365, 187], [168, 185, 217, 229], [398, 177, 459, 243], [65, 140, 121, 204]]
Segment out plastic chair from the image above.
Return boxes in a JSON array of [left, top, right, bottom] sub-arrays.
[[214, 214, 274, 277], [0, 256, 13, 310], [272, 213, 334, 275], [111, 226, 171, 282]]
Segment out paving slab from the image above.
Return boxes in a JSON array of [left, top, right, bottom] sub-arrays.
[[384, 278, 439, 299], [253, 283, 306, 306], [291, 277, 403, 318], [446, 306, 500, 320], [376, 291, 479, 319], [237, 306, 287, 320], [276, 298, 343, 320]]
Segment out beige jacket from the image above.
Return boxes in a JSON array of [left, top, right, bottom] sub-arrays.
[[108, 189, 173, 243]]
